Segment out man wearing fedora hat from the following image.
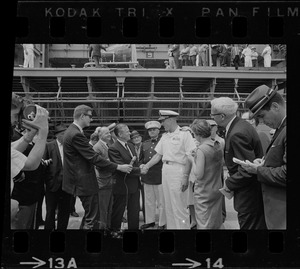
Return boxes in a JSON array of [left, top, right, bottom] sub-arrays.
[[242, 85, 286, 229], [130, 130, 143, 160], [142, 110, 196, 229], [43, 123, 72, 230]]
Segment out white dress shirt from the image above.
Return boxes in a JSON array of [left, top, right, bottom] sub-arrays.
[[56, 139, 63, 165], [117, 139, 134, 158]]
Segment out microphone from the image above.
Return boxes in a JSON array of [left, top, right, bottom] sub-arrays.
[[129, 156, 136, 165], [124, 156, 136, 176]]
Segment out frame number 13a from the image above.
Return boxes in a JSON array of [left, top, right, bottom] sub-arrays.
[[48, 257, 77, 268]]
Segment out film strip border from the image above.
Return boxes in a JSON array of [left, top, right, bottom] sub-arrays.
[[15, 1, 300, 42], [5, 1, 300, 268], [3, 230, 293, 267]]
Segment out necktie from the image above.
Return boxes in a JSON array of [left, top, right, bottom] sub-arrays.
[[271, 128, 278, 142], [125, 143, 134, 158]]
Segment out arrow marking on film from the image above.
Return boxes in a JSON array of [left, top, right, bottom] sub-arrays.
[[20, 257, 46, 268], [172, 258, 201, 268]]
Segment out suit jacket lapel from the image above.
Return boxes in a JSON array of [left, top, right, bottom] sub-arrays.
[[116, 140, 132, 159], [226, 117, 239, 139], [128, 143, 137, 158], [224, 117, 239, 153], [265, 118, 286, 154], [54, 140, 63, 166], [99, 140, 108, 158]]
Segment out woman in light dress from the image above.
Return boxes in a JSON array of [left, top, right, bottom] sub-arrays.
[[189, 119, 224, 229]]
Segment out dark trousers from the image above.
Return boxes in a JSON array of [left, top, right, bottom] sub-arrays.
[[79, 193, 100, 230], [70, 196, 76, 213], [111, 190, 140, 230], [221, 171, 226, 222], [45, 188, 72, 230], [181, 56, 190, 66], [211, 54, 218, 66], [237, 211, 267, 229], [98, 188, 113, 229], [11, 203, 37, 229], [233, 55, 240, 70], [189, 55, 197, 66], [252, 59, 258, 67], [140, 185, 146, 223], [222, 53, 231, 66], [31, 189, 45, 229], [92, 56, 101, 67]]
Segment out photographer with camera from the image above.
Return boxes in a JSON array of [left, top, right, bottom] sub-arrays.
[[11, 93, 49, 221]]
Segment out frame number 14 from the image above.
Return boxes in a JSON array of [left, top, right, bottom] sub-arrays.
[[206, 258, 224, 268]]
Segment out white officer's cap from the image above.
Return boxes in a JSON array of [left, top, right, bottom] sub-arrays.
[[158, 110, 179, 121], [145, 121, 161, 130]]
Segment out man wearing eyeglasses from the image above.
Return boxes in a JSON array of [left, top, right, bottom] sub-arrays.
[[62, 105, 133, 230], [210, 97, 267, 230]]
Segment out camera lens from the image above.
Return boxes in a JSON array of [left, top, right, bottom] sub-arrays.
[[23, 104, 36, 121]]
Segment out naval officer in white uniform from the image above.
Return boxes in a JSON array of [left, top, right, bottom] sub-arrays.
[[141, 110, 196, 229]]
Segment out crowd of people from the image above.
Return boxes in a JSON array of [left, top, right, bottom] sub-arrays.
[[19, 44, 284, 70], [10, 84, 286, 234], [165, 44, 276, 70]]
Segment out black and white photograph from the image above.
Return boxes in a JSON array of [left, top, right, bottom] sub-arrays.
[[5, 1, 297, 268], [11, 43, 286, 232]]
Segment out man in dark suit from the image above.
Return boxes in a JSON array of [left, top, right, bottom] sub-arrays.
[[43, 123, 72, 230], [210, 97, 267, 229], [108, 124, 145, 230], [243, 85, 286, 229], [62, 105, 133, 230]]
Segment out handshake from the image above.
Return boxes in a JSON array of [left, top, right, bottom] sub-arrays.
[[139, 164, 149, 175]]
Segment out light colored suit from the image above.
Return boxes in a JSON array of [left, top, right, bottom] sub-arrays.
[[93, 139, 113, 228], [93, 140, 112, 189]]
